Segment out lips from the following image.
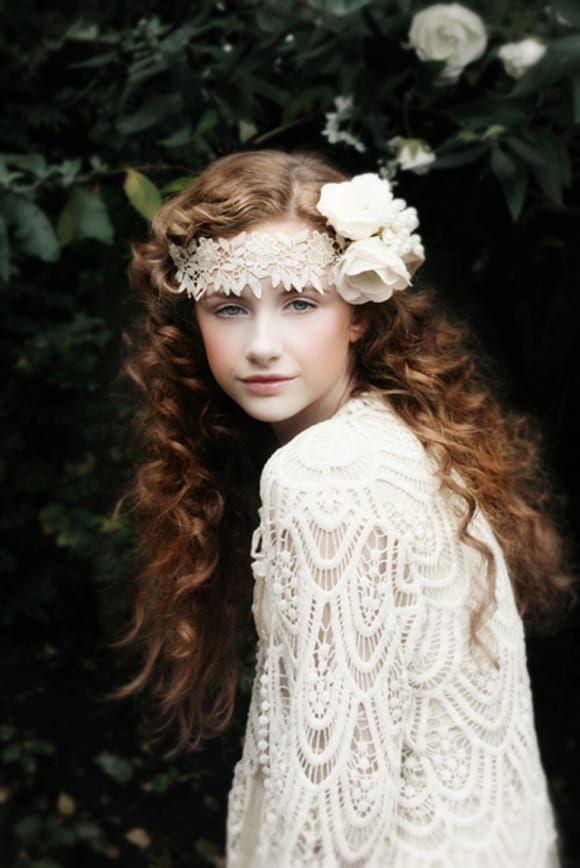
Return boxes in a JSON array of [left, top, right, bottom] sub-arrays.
[[242, 375, 293, 383], [241, 375, 295, 395]]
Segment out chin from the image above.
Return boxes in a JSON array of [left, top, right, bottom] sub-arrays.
[[243, 406, 296, 424]]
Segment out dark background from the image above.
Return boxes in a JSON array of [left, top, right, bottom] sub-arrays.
[[1, 1, 579, 866]]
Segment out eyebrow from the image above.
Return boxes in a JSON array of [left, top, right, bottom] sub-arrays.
[[200, 284, 318, 302], [197, 291, 243, 303]]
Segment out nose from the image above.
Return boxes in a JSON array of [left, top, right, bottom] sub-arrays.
[[244, 313, 283, 365]]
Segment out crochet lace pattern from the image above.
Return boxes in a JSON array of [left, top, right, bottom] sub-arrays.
[[226, 394, 558, 867], [168, 229, 342, 300]]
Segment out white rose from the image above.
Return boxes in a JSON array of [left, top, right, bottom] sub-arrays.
[[336, 237, 411, 304], [317, 173, 395, 240], [409, 3, 487, 84], [498, 38, 546, 79], [392, 137, 436, 174]]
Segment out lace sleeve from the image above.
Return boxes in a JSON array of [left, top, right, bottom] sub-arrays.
[[254, 447, 416, 866], [230, 398, 559, 868]]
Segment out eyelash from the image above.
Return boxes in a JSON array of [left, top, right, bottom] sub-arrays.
[[214, 298, 316, 317], [287, 298, 315, 312], [215, 304, 245, 317]]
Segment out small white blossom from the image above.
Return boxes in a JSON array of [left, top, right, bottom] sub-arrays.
[[409, 3, 488, 84], [322, 95, 366, 154], [334, 95, 353, 113], [498, 37, 547, 79], [390, 137, 436, 174]]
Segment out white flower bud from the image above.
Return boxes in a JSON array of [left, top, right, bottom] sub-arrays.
[[393, 139, 436, 175]]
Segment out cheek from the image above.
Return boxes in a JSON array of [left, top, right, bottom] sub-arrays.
[[196, 318, 235, 379], [298, 309, 353, 365]]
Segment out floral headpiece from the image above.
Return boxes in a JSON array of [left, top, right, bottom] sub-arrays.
[[168, 173, 424, 305], [316, 172, 424, 303], [168, 230, 341, 301]]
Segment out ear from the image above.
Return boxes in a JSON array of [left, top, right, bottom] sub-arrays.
[[349, 309, 370, 343]]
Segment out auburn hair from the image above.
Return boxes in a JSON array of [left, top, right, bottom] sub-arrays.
[[116, 149, 574, 753]]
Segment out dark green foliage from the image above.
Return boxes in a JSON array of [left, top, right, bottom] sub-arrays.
[[0, 0, 578, 280]]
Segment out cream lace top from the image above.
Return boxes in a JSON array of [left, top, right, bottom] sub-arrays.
[[226, 393, 558, 867]]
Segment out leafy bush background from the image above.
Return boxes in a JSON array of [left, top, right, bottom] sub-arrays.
[[1, 1, 579, 866]]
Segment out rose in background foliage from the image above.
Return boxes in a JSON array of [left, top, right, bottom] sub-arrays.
[[408, 3, 488, 83], [1, 0, 578, 282]]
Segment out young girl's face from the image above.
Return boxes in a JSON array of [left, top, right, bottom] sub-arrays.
[[195, 218, 367, 444]]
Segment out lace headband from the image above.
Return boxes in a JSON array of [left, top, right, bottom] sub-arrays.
[[168, 229, 342, 301], [168, 173, 424, 305]]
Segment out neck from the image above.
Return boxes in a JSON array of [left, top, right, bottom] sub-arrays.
[[271, 377, 354, 445]]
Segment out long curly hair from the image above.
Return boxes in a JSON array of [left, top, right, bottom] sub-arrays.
[[117, 149, 574, 753]]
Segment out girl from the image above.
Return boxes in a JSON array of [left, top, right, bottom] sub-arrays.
[[121, 149, 572, 867]]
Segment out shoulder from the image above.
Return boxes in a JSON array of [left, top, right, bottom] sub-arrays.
[[261, 392, 436, 502]]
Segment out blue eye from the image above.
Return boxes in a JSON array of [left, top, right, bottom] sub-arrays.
[[216, 304, 245, 317], [287, 298, 315, 312]]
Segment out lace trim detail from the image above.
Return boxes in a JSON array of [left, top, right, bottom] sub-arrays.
[[168, 229, 343, 300]]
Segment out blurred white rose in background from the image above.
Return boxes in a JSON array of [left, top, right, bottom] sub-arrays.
[[498, 37, 547, 79], [409, 3, 487, 83]]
